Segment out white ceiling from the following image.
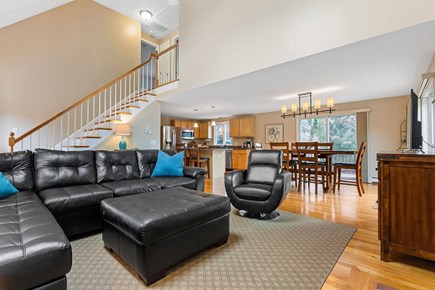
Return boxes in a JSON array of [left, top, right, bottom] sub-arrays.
[[0, 0, 71, 28], [0, 0, 178, 39], [94, 0, 179, 39], [1, 1, 433, 121], [160, 20, 435, 119]]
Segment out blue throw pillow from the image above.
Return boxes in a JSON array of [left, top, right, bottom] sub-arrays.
[[151, 151, 184, 177], [0, 172, 19, 198]]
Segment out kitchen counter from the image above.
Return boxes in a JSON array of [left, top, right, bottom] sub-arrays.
[[197, 148, 226, 178]]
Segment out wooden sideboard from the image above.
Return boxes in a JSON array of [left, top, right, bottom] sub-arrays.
[[377, 151, 435, 262]]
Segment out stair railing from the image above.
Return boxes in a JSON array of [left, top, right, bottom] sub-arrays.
[[8, 43, 179, 153]]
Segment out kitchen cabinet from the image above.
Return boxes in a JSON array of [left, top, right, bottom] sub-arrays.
[[229, 119, 240, 137], [187, 121, 196, 130], [229, 116, 255, 137], [377, 152, 435, 262], [197, 122, 212, 139], [232, 149, 251, 170], [172, 120, 195, 129]]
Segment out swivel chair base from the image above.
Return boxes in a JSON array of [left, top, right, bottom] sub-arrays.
[[239, 210, 280, 220]]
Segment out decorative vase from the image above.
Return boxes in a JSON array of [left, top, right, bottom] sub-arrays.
[[119, 136, 127, 150]]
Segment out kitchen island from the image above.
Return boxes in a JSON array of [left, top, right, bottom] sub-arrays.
[[197, 148, 226, 178]]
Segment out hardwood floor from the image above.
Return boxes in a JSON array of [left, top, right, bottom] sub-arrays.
[[205, 178, 435, 290]]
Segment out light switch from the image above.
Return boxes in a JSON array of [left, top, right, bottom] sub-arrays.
[[150, 140, 156, 145]]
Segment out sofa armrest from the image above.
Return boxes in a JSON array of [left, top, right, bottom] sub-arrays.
[[271, 171, 292, 203], [225, 170, 247, 189], [183, 166, 207, 178]]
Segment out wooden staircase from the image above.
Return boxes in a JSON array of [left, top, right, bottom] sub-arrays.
[[8, 44, 178, 152]]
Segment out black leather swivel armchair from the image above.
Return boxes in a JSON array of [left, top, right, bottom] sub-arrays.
[[224, 150, 291, 220]]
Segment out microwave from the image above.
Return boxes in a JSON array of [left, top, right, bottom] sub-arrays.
[[182, 129, 195, 140]]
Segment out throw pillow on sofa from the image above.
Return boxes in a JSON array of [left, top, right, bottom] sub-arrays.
[[0, 172, 19, 198], [151, 151, 184, 177]]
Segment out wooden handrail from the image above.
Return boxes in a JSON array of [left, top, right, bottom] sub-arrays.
[[11, 53, 157, 145], [157, 43, 178, 57], [9, 43, 180, 152]]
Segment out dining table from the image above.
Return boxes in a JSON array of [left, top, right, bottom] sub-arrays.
[[288, 149, 357, 192]]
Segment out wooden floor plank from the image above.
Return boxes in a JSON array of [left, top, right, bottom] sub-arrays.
[[204, 178, 435, 290]]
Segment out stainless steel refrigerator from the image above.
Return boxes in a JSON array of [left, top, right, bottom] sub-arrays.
[[161, 126, 183, 150]]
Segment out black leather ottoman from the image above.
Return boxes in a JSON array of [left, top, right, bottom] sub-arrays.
[[101, 186, 230, 285]]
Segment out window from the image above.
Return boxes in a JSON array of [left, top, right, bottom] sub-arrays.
[[298, 113, 357, 165], [298, 114, 356, 148], [214, 122, 232, 145]]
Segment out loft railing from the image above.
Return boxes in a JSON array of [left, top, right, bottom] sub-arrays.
[[8, 43, 179, 153]]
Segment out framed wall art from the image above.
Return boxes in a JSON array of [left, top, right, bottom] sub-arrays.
[[265, 124, 284, 143]]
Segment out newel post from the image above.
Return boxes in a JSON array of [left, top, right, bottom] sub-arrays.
[[9, 132, 15, 153]]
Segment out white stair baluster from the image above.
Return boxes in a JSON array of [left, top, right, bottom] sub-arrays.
[[67, 111, 70, 149], [87, 100, 90, 135], [53, 120, 55, 149], [80, 104, 83, 144], [60, 115, 63, 149], [104, 89, 107, 125], [99, 92, 101, 132], [74, 107, 77, 147]]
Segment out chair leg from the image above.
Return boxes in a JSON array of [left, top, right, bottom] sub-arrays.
[[321, 168, 325, 193], [297, 170, 302, 192], [337, 168, 342, 191], [333, 166, 338, 193], [314, 169, 318, 195], [207, 160, 211, 178], [359, 168, 365, 194], [356, 170, 362, 196]]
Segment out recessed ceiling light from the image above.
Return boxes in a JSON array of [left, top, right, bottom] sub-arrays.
[[139, 10, 153, 21]]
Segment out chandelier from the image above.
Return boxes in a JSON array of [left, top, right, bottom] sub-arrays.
[[280, 92, 335, 118]]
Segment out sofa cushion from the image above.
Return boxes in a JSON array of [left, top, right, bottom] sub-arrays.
[[34, 149, 96, 191], [0, 150, 34, 191], [38, 184, 113, 215], [96, 150, 139, 183], [0, 191, 71, 290], [101, 179, 162, 197], [245, 151, 281, 185], [135, 149, 176, 178], [150, 176, 196, 189], [151, 151, 184, 177], [234, 183, 273, 201]]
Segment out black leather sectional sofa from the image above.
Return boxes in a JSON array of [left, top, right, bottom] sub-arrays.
[[0, 149, 206, 290]]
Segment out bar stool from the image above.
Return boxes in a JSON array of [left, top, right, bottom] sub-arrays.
[[187, 142, 211, 178]]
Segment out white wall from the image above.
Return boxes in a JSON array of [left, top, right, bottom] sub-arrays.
[[179, 0, 435, 91], [95, 101, 161, 150], [0, 0, 141, 152]]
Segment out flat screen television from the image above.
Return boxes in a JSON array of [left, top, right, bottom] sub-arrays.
[[408, 89, 422, 150]]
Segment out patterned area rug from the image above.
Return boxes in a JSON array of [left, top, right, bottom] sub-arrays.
[[68, 210, 356, 289]]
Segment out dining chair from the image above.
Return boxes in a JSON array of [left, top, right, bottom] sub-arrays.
[[186, 142, 211, 178], [332, 141, 367, 196], [294, 142, 327, 194], [318, 142, 334, 183], [270, 142, 298, 187], [175, 143, 188, 166]]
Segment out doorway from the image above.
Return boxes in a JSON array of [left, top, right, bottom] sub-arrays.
[[141, 40, 157, 90]]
